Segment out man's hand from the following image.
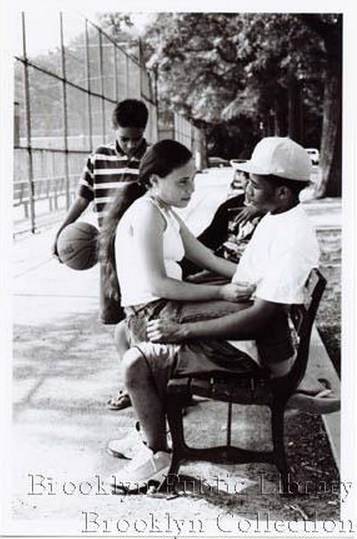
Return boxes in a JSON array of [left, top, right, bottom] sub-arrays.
[[233, 205, 261, 227], [147, 319, 187, 343], [219, 282, 255, 302], [50, 196, 89, 263]]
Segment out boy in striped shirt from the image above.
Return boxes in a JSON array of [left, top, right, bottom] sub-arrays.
[[52, 99, 149, 324]]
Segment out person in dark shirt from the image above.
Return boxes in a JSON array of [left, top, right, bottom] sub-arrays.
[[181, 168, 263, 277]]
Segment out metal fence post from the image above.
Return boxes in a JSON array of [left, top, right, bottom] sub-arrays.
[[22, 12, 36, 233], [138, 38, 143, 99], [125, 54, 129, 98], [85, 19, 93, 151], [60, 12, 70, 210], [14, 15, 160, 235], [113, 44, 118, 102], [14, 100, 20, 146], [98, 30, 106, 143]]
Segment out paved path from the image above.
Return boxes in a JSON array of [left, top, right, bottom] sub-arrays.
[[5, 168, 341, 534]]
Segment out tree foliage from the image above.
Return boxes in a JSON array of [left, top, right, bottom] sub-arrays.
[[137, 12, 341, 196], [16, 12, 342, 196], [298, 14, 342, 197]]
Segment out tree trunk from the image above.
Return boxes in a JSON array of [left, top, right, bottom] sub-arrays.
[[288, 75, 303, 144], [313, 18, 342, 198], [198, 124, 208, 169], [314, 59, 342, 197], [274, 86, 288, 136]]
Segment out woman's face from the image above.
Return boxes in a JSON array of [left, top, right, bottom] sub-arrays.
[[152, 159, 196, 208]]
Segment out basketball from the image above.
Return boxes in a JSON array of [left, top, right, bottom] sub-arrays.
[[57, 222, 99, 270]]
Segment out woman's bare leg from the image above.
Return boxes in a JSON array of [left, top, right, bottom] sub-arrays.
[[107, 320, 131, 410], [122, 347, 168, 453]]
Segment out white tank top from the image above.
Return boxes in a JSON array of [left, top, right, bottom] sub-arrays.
[[115, 196, 185, 307]]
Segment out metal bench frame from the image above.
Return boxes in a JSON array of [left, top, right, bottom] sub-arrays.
[[165, 268, 326, 493]]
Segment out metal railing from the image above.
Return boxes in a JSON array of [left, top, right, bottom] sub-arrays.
[[13, 12, 158, 234]]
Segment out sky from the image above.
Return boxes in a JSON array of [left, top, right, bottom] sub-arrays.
[[12, 10, 155, 57]]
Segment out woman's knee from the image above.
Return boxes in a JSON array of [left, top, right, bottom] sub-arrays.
[[122, 348, 148, 389]]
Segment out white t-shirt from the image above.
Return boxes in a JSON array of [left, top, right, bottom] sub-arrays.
[[232, 204, 320, 304], [228, 204, 320, 361], [115, 196, 185, 307]]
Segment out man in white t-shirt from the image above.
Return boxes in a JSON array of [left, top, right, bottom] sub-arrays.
[[145, 138, 324, 378], [107, 137, 340, 490]]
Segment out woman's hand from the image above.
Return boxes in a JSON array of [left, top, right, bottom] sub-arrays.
[[147, 319, 186, 343], [219, 282, 256, 302]]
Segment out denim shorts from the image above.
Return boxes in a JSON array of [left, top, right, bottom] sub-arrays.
[[124, 299, 182, 346], [129, 298, 296, 398], [125, 298, 259, 399], [124, 298, 251, 346]]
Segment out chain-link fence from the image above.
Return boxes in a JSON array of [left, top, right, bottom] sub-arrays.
[[13, 12, 158, 234]]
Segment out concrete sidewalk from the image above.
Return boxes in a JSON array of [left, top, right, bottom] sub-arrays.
[[7, 170, 341, 535]]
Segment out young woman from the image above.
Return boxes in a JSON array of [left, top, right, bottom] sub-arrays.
[[99, 140, 254, 411]]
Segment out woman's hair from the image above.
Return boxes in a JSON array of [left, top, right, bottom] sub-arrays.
[[99, 139, 193, 301], [99, 182, 146, 301], [139, 139, 193, 188]]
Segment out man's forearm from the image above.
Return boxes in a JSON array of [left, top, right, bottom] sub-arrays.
[[147, 298, 282, 345], [182, 302, 274, 341]]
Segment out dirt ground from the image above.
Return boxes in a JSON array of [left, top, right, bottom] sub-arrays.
[[9, 198, 343, 533], [12, 310, 340, 531]]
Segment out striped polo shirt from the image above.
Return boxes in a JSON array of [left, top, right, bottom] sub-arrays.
[[78, 139, 148, 227]]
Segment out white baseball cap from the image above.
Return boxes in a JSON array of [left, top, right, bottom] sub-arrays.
[[234, 137, 312, 182]]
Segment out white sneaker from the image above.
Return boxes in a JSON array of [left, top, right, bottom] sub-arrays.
[[107, 422, 144, 460], [108, 446, 171, 492], [107, 422, 172, 460]]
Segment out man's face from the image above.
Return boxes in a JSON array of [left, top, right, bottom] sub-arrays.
[[115, 126, 145, 156], [245, 173, 280, 212]]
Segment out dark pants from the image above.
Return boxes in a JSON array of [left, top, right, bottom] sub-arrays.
[[99, 263, 125, 325]]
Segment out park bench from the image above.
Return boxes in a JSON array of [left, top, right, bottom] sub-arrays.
[[165, 268, 326, 493]]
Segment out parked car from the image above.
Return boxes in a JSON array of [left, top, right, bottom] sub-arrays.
[[208, 156, 231, 168], [305, 148, 320, 166]]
